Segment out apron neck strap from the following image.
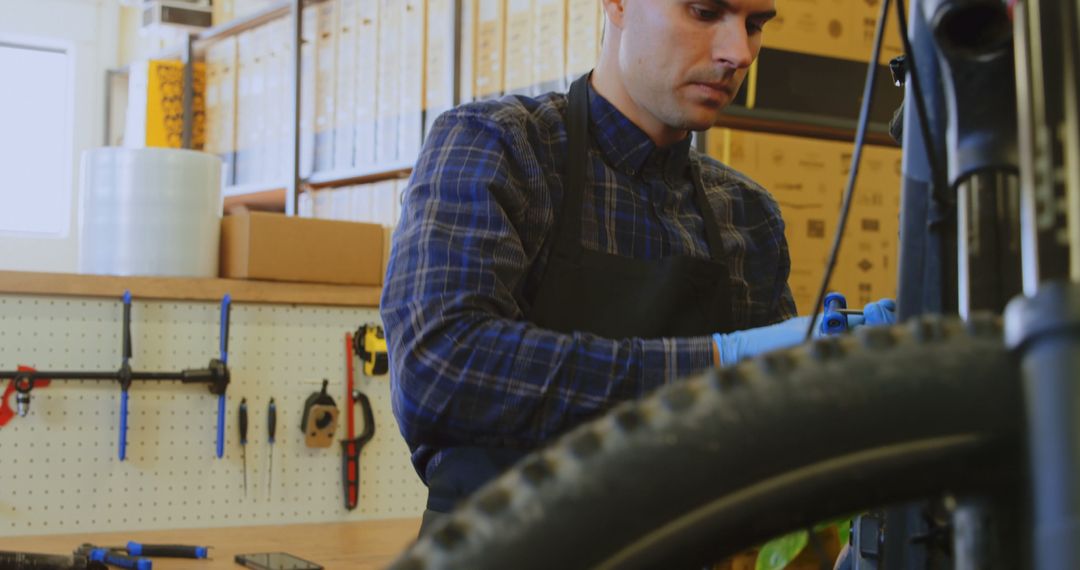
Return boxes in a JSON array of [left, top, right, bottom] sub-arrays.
[[557, 73, 591, 250]]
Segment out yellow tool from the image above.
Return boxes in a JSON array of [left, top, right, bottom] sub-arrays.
[[353, 325, 388, 376]]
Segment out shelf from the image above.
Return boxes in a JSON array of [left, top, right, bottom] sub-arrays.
[[223, 182, 289, 197], [305, 160, 415, 188], [0, 271, 381, 307], [717, 106, 898, 147], [193, 0, 291, 48], [223, 183, 288, 212]]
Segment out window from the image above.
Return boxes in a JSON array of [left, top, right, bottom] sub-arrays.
[[0, 40, 72, 237]]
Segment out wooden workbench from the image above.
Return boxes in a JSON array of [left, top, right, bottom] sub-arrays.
[[0, 519, 421, 569]]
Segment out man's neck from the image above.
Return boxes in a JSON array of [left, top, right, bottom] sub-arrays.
[[590, 65, 689, 148]]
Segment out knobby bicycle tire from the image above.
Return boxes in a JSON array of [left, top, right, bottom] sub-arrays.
[[390, 314, 1024, 570]]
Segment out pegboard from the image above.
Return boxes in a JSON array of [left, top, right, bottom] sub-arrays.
[[0, 294, 427, 537]]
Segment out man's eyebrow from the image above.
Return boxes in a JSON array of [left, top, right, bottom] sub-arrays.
[[703, 0, 778, 20]]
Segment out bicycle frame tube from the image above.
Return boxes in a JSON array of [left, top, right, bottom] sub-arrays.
[[1008, 1, 1080, 569]]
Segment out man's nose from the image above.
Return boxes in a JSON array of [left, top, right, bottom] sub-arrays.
[[712, 22, 754, 69]]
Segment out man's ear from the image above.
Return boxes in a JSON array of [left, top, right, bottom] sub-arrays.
[[601, 0, 626, 31]]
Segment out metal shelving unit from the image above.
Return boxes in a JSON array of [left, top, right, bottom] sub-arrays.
[[112, 0, 894, 216], [305, 159, 415, 188], [171, 0, 430, 214]]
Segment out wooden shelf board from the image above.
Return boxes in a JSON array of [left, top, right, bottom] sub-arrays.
[[305, 161, 415, 188], [0, 271, 381, 307]]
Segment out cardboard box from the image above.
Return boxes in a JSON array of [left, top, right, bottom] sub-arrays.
[[763, 0, 901, 64], [220, 212, 384, 286], [565, 0, 600, 84], [533, 0, 565, 94], [708, 127, 901, 313], [473, 0, 505, 99], [425, 0, 456, 136], [503, 0, 534, 95]]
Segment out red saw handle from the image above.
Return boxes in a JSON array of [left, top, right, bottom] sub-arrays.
[[345, 333, 356, 439]]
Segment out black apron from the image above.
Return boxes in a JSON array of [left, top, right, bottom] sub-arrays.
[[423, 74, 737, 520]]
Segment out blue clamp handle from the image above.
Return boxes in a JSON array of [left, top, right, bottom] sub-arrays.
[[821, 292, 849, 336], [90, 548, 152, 570]]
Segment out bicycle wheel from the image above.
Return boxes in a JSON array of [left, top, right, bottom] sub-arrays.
[[390, 314, 1023, 570]]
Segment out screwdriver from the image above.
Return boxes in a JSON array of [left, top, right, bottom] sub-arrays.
[[267, 397, 276, 500], [239, 398, 248, 497]]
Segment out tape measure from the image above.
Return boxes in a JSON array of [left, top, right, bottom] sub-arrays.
[[353, 324, 388, 376]]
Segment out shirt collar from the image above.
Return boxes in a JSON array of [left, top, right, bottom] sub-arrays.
[[586, 81, 693, 179]]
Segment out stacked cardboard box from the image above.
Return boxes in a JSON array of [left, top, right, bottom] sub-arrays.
[[707, 128, 902, 313], [762, 0, 903, 64]]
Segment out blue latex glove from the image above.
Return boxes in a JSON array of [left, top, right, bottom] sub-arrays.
[[848, 298, 897, 327], [712, 298, 898, 367], [713, 316, 821, 367]]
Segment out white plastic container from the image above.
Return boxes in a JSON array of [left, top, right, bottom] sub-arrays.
[[78, 147, 223, 277]]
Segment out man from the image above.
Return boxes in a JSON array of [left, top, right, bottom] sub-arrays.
[[381, 0, 895, 533]]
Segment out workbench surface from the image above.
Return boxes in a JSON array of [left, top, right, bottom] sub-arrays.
[[0, 518, 421, 569]]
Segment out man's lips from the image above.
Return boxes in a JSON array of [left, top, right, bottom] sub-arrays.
[[689, 82, 734, 98]]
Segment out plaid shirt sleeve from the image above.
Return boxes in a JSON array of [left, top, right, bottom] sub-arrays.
[[380, 108, 715, 458]]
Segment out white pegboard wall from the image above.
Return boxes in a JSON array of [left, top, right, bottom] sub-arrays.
[[0, 295, 426, 536]]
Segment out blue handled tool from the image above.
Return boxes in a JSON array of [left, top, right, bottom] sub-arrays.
[[81, 545, 152, 570], [119, 290, 134, 461], [124, 541, 208, 559], [820, 292, 850, 335], [820, 293, 865, 336], [216, 294, 231, 459]]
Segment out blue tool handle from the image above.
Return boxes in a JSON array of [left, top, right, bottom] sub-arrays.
[[216, 394, 226, 458], [119, 389, 129, 461], [90, 548, 152, 570], [127, 541, 208, 559], [821, 292, 849, 336]]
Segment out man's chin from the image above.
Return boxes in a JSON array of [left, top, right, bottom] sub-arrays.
[[680, 111, 726, 132]]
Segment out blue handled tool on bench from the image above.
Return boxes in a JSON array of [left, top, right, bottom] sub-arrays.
[[77, 545, 151, 570], [121, 541, 208, 559], [77, 540, 210, 570]]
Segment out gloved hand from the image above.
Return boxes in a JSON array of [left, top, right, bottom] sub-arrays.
[[848, 298, 897, 327], [712, 298, 897, 367]]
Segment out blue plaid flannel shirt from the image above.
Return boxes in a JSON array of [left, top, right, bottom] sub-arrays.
[[381, 85, 796, 482]]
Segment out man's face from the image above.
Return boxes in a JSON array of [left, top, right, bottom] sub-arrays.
[[615, 0, 776, 133]]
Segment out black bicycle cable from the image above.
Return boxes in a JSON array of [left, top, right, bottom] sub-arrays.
[[803, 0, 892, 342]]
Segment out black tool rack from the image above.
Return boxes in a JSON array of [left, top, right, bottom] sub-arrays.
[[0, 291, 232, 461]]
